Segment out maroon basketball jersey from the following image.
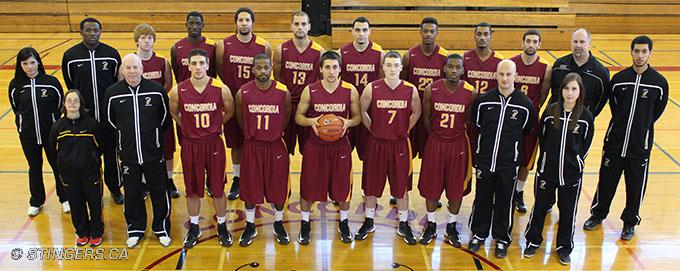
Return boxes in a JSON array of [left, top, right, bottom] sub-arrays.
[[280, 39, 323, 103], [510, 54, 548, 109], [240, 80, 288, 142], [141, 51, 168, 89], [305, 80, 353, 144], [177, 78, 224, 140], [173, 37, 217, 82], [407, 45, 448, 93], [220, 34, 268, 96], [428, 79, 475, 141], [340, 41, 383, 94], [461, 49, 505, 94], [369, 79, 415, 140]]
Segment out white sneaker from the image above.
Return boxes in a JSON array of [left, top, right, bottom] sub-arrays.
[[127, 237, 140, 248], [27, 206, 42, 216], [159, 236, 171, 247], [62, 202, 71, 213]]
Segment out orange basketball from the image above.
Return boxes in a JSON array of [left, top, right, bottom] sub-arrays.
[[316, 114, 345, 142]]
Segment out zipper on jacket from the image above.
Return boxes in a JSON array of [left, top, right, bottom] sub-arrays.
[[30, 79, 42, 145], [558, 111, 572, 186], [89, 50, 100, 121], [490, 95, 510, 172], [621, 74, 642, 157], [129, 86, 144, 164]]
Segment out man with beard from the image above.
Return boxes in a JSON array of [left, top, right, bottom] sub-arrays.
[[273, 11, 324, 155], [62, 17, 123, 204], [462, 22, 505, 94], [549, 28, 610, 117], [509, 29, 552, 213], [217, 7, 272, 201], [584, 36, 668, 241]]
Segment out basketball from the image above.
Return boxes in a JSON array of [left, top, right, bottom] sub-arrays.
[[316, 114, 345, 142]]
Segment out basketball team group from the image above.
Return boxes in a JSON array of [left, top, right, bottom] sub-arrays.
[[9, 6, 668, 265]]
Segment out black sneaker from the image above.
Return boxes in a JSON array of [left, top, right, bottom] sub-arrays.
[[112, 191, 124, 205], [217, 222, 233, 247], [524, 244, 538, 258], [355, 218, 375, 241], [143, 190, 149, 201], [228, 177, 240, 200], [167, 178, 180, 198], [468, 238, 482, 252], [557, 250, 571, 265], [297, 220, 311, 245], [583, 216, 603, 231], [494, 242, 508, 258], [397, 221, 417, 245], [445, 222, 461, 248], [338, 219, 353, 243], [183, 223, 201, 248], [273, 221, 290, 245], [621, 224, 635, 240], [419, 222, 437, 245], [389, 197, 397, 205], [515, 191, 527, 213], [239, 222, 258, 247], [436, 201, 443, 209]]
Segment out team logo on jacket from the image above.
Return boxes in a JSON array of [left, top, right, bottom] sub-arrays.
[[539, 180, 547, 190], [145, 97, 152, 107], [40, 89, 48, 97], [641, 89, 649, 98], [122, 166, 130, 175], [510, 110, 519, 120], [603, 157, 611, 167], [102, 61, 109, 71], [476, 169, 482, 179], [573, 124, 580, 133]]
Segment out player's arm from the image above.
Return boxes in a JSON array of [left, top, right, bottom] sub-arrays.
[[170, 45, 180, 84], [283, 89, 292, 128], [168, 85, 181, 125], [400, 52, 410, 80], [538, 63, 552, 108], [235, 89, 244, 130], [164, 59, 173, 92], [221, 85, 234, 123], [346, 85, 362, 129], [360, 83, 373, 131], [421, 84, 432, 134], [215, 41, 224, 81], [273, 44, 283, 81], [294, 86, 321, 134], [408, 85, 422, 131]]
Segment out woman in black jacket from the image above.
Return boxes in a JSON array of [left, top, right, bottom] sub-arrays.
[[523, 73, 595, 265], [9, 47, 67, 216], [49, 89, 104, 247]]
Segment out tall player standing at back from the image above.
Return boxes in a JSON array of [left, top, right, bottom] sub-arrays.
[[62, 17, 123, 204], [401, 17, 448, 160], [273, 11, 324, 155], [417, 54, 475, 247], [294, 51, 361, 244], [355, 52, 421, 245], [509, 29, 552, 213], [235, 54, 292, 247], [169, 49, 235, 248], [462, 22, 505, 94], [134, 23, 180, 198], [217, 7, 272, 201]]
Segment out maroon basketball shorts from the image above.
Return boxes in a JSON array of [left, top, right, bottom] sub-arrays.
[[418, 135, 472, 202], [300, 138, 353, 202], [180, 136, 226, 198], [350, 125, 370, 161], [363, 136, 412, 199], [522, 125, 540, 170], [223, 119, 244, 149], [240, 139, 290, 204], [409, 118, 427, 159], [162, 120, 176, 161], [283, 102, 306, 155]]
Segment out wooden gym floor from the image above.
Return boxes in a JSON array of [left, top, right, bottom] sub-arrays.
[[0, 32, 679, 270]]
